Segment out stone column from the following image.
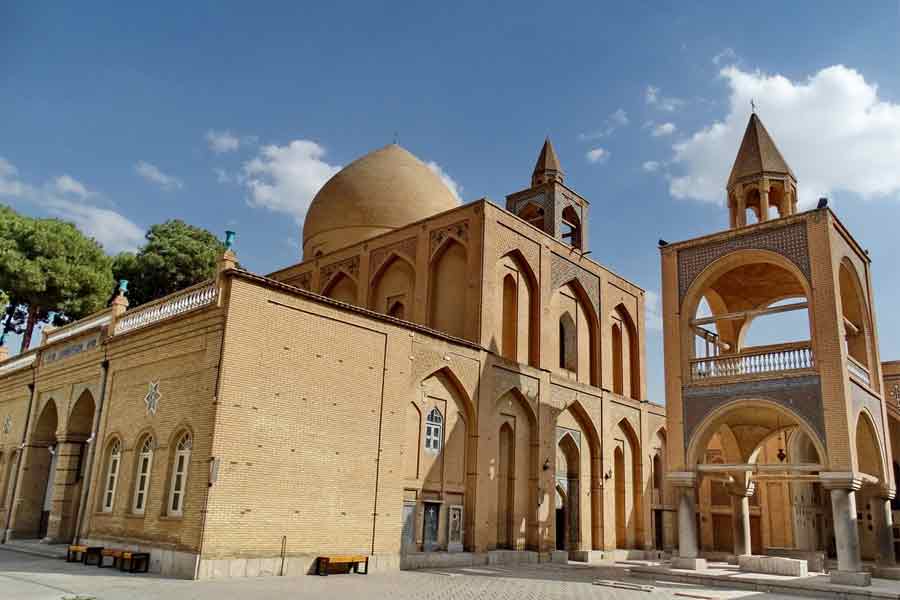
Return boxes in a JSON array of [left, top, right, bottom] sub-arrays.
[[730, 491, 753, 556], [670, 472, 705, 569], [735, 189, 747, 227], [44, 440, 84, 543], [822, 473, 871, 586], [875, 493, 896, 566], [759, 180, 770, 222]]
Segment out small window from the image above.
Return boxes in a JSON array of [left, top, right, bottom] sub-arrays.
[[132, 436, 154, 515], [167, 433, 192, 516], [424, 408, 443, 452], [102, 439, 122, 513]]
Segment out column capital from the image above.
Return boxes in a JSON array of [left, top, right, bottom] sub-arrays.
[[668, 471, 697, 488], [820, 471, 873, 491], [878, 486, 896, 501]]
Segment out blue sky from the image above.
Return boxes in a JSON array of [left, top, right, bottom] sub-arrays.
[[2, 2, 900, 402]]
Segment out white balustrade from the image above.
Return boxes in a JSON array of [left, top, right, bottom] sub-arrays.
[[690, 343, 814, 382], [114, 282, 218, 335]]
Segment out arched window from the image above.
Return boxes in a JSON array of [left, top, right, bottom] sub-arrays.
[[132, 436, 154, 515], [501, 274, 518, 360], [102, 439, 122, 513], [612, 323, 624, 395], [561, 206, 582, 250], [424, 408, 443, 452], [167, 433, 192, 516], [559, 312, 577, 371], [652, 453, 663, 490]]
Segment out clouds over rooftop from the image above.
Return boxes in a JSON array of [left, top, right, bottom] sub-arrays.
[[669, 65, 900, 207]]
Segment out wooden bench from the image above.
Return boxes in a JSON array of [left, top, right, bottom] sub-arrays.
[[67, 545, 104, 565], [98, 548, 150, 573], [316, 555, 369, 576]]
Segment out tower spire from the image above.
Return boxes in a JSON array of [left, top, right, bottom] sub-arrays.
[[532, 138, 564, 186], [727, 113, 797, 228]]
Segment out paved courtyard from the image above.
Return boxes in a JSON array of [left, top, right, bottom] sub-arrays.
[[0, 548, 819, 600]]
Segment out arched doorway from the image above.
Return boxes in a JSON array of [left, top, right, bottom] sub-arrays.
[[15, 399, 59, 539], [56, 390, 96, 541], [556, 433, 580, 551]]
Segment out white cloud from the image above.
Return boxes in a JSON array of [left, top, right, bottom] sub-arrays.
[[652, 122, 677, 137], [610, 108, 629, 126], [586, 147, 610, 164], [669, 65, 900, 207], [0, 158, 144, 253], [213, 167, 234, 184], [206, 130, 241, 154], [426, 161, 463, 202], [712, 47, 737, 66], [645, 85, 684, 111], [645, 290, 663, 332], [242, 140, 341, 222], [54, 175, 89, 198], [579, 108, 630, 141], [134, 161, 183, 191], [642, 161, 661, 173]]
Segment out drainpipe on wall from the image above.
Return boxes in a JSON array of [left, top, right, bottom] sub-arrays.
[[3, 377, 37, 544], [72, 359, 110, 545]]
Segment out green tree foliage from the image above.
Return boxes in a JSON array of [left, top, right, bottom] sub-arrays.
[[113, 220, 225, 307], [0, 205, 114, 351]]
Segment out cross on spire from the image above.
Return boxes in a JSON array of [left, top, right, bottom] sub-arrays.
[[751, 99, 757, 114]]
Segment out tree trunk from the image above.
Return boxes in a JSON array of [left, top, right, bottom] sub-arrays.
[[21, 305, 38, 353]]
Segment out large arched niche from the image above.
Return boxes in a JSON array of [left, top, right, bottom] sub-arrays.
[[681, 249, 814, 363], [322, 271, 358, 305], [551, 279, 599, 386], [612, 416, 643, 549], [369, 252, 416, 319], [414, 367, 478, 551], [496, 250, 539, 367], [556, 399, 603, 551], [686, 398, 827, 469], [494, 387, 538, 550], [611, 303, 640, 400], [67, 389, 95, 440], [854, 409, 887, 483], [838, 258, 875, 376], [428, 238, 468, 338]]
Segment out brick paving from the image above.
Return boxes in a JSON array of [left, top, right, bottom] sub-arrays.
[[0, 548, 818, 600]]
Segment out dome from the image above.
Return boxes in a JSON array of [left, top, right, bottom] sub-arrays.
[[302, 144, 460, 257]]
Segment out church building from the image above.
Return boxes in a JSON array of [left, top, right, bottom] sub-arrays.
[[0, 140, 669, 578]]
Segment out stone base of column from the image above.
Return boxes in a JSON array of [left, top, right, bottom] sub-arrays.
[[672, 557, 707, 570], [829, 570, 871, 587]]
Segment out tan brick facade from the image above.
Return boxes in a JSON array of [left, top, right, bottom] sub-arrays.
[[0, 141, 670, 578]]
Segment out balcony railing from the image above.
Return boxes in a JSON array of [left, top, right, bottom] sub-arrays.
[[846, 356, 871, 386], [689, 342, 814, 382], [114, 281, 218, 335]]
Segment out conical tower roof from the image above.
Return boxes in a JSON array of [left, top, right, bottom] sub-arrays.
[[728, 113, 795, 187], [532, 138, 564, 185]]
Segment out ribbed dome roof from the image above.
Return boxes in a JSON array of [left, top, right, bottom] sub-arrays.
[[302, 144, 460, 257]]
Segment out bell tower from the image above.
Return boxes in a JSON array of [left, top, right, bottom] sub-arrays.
[[660, 112, 895, 584], [505, 138, 589, 251], [727, 113, 798, 228]]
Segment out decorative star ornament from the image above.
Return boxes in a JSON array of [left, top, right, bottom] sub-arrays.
[[2, 415, 11, 435], [890, 383, 900, 406], [145, 381, 161, 416]]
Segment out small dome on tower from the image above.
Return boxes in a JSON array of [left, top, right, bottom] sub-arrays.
[[302, 144, 460, 257]]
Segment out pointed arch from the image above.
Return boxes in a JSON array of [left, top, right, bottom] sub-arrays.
[[67, 389, 95, 439], [498, 249, 539, 367], [855, 409, 887, 483], [369, 251, 416, 317], [322, 271, 358, 304], [839, 258, 874, 374], [428, 237, 467, 338], [554, 278, 599, 386], [495, 387, 538, 550], [612, 303, 640, 400], [33, 399, 59, 444], [614, 417, 643, 549]]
